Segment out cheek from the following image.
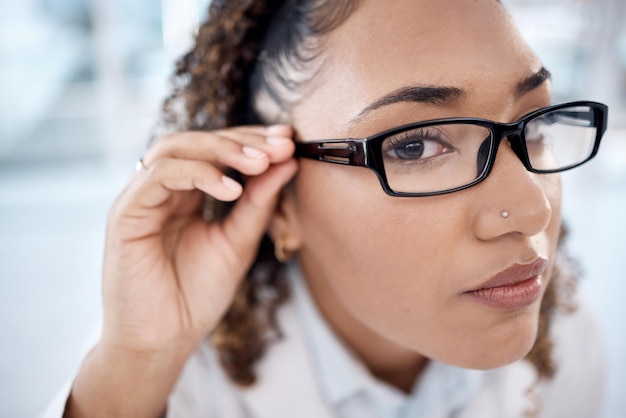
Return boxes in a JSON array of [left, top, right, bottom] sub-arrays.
[[548, 174, 563, 234], [295, 160, 462, 277], [293, 163, 564, 369], [540, 173, 563, 255], [294, 161, 468, 338]]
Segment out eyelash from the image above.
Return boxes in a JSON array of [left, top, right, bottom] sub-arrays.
[[384, 128, 452, 162], [387, 128, 442, 144]]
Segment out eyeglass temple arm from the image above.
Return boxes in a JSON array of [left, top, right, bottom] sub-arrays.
[[550, 109, 596, 126], [294, 140, 367, 166], [550, 106, 607, 134]]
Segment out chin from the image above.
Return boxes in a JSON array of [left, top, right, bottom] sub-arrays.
[[431, 310, 541, 370], [461, 334, 537, 370]]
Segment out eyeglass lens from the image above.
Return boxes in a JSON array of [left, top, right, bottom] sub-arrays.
[[524, 105, 597, 171], [382, 105, 599, 194]]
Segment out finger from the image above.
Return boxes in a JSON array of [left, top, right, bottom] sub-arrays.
[[210, 124, 293, 135], [220, 159, 298, 260], [142, 134, 274, 177], [201, 125, 295, 164], [211, 124, 293, 144], [210, 125, 270, 135], [266, 124, 294, 139], [122, 158, 245, 215], [214, 128, 295, 164], [144, 126, 294, 167]]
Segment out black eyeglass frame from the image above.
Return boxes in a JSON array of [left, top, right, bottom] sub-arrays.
[[294, 101, 608, 197]]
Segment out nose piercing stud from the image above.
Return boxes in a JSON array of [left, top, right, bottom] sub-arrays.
[[501, 210, 510, 218]]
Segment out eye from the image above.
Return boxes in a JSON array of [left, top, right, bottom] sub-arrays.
[[384, 129, 449, 161], [395, 141, 426, 159]]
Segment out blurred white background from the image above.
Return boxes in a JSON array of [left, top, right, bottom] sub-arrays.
[[0, 0, 624, 416]]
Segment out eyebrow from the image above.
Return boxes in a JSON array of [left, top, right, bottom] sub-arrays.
[[352, 86, 465, 122], [515, 67, 551, 97], [351, 67, 552, 123]]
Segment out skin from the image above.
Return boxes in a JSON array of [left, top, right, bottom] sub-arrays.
[[65, 0, 561, 416], [270, 0, 561, 391], [66, 126, 298, 417]]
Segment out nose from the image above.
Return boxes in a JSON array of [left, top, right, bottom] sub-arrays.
[[472, 138, 557, 242]]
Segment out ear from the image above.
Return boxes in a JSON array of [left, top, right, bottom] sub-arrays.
[[268, 187, 302, 253]]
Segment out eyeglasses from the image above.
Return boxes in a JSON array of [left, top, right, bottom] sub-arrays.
[[295, 101, 608, 197]]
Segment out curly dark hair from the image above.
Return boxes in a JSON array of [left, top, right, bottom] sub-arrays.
[[156, 0, 577, 387]]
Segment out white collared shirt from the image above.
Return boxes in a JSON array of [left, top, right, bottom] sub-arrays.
[[41, 261, 605, 418], [289, 261, 485, 418]]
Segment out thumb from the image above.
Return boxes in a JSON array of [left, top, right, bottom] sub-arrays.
[[220, 159, 298, 261]]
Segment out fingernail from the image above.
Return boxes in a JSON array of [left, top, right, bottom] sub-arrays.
[[222, 175, 242, 191], [266, 136, 291, 145], [267, 124, 291, 135], [243, 146, 266, 159]]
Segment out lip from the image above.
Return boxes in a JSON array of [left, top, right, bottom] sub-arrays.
[[463, 258, 548, 309]]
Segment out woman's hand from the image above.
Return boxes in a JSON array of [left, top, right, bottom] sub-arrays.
[[102, 124, 297, 355], [64, 125, 297, 418]]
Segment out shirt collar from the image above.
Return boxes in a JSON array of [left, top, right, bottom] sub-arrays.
[[288, 261, 369, 404], [287, 261, 485, 416]]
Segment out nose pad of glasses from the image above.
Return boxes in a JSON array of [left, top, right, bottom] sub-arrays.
[[504, 133, 531, 169], [476, 138, 491, 175]]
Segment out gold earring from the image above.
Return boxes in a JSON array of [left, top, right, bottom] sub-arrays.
[[274, 239, 292, 263]]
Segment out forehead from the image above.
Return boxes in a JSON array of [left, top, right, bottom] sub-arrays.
[[291, 0, 544, 138]]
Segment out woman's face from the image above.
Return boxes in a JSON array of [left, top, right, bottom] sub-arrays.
[[280, 0, 561, 369]]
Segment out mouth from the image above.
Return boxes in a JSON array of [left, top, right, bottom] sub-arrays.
[[463, 258, 548, 309]]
